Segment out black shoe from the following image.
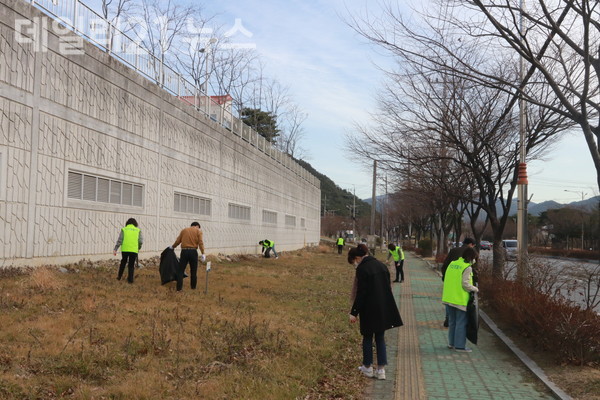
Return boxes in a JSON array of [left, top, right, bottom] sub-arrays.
[[392, 280, 399, 283]]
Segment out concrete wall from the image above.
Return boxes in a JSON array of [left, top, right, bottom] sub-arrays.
[[0, 0, 321, 266]]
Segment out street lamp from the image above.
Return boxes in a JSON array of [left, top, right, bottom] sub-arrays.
[[564, 189, 587, 249], [199, 37, 218, 94]]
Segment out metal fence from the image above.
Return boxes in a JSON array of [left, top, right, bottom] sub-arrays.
[[25, 0, 318, 187]]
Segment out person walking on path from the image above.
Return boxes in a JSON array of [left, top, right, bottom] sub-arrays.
[[113, 218, 143, 283], [336, 236, 345, 254], [171, 222, 206, 291], [386, 243, 405, 282], [259, 239, 279, 259], [441, 238, 476, 326], [442, 247, 479, 353], [348, 244, 403, 380]]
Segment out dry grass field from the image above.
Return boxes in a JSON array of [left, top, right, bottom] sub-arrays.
[[0, 245, 366, 399]]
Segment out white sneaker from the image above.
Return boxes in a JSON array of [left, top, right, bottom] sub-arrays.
[[358, 365, 373, 378], [376, 368, 386, 380]]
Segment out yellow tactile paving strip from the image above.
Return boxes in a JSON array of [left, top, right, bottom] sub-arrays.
[[395, 273, 427, 400]]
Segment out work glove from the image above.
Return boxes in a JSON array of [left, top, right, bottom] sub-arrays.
[[201, 254, 206, 263]]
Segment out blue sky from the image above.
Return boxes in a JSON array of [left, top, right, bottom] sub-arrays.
[[200, 0, 598, 203], [82, 0, 598, 203]]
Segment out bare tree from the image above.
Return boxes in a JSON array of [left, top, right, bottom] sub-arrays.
[[346, 1, 576, 276], [452, 0, 600, 193], [100, 0, 134, 52], [129, 0, 200, 86], [277, 103, 309, 159], [174, 15, 218, 93], [212, 47, 259, 112]]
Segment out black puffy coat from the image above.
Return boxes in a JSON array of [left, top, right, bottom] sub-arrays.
[[350, 256, 403, 335], [159, 247, 178, 285]]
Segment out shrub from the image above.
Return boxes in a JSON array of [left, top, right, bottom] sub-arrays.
[[479, 275, 600, 364]]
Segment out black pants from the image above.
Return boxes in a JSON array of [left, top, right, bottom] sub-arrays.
[[118, 252, 137, 283], [337, 245, 343, 254], [264, 247, 272, 258], [177, 249, 198, 291], [394, 260, 405, 282]]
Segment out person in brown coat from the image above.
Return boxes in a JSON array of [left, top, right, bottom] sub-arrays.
[[170, 222, 206, 291], [348, 244, 403, 380]]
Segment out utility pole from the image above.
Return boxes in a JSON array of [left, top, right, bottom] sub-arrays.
[[380, 176, 385, 250], [381, 175, 388, 249], [516, 0, 529, 281], [352, 185, 356, 240], [564, 190, 587, 249], [370, 160, 377, 235]]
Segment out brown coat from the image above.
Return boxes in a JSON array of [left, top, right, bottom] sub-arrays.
[[172, 226, 205, 253]]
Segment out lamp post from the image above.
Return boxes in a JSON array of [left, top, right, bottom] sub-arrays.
[[564, 189, 587, 249], [199, 37, 218, 93], [199, 38, 218, 113]]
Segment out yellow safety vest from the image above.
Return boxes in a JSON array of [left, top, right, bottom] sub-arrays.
[[121, 224, 140, 253], [389, 247, 400, 261], [337, 238, 345, 245], [442, 257, 472, 307]]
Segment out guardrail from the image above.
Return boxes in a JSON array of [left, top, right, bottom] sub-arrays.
[[24, 0, 319, 188]]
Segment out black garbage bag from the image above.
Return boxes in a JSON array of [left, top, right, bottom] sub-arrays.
[[159, 247, 179, 285], [466, 291, 479, 345]]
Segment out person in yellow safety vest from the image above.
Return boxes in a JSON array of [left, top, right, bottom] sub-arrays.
[[336, 236, 345, 255], [386, 243, 405, 282], [113, 218, 143, 283], [441, 247, 479, 353], [259, 239, 279, 259]]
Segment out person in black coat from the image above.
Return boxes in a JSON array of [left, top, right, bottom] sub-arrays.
[[349, 244, 403, 380]]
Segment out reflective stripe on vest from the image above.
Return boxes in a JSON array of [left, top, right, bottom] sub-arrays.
[[389, 247, 400, 261], [442, 257, 472, 306], [121, 225, 140, 253], [337, 238, 344, 245]]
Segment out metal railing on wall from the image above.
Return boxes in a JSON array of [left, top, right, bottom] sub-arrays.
[[25, 0, 319, 188]]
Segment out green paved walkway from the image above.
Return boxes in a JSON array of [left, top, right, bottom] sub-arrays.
[[366, 254, 554, 400]]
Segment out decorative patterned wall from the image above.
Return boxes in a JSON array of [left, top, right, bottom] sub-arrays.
[[0, 0, 321, 266]]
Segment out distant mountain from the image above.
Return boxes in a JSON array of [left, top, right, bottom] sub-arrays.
[[362, 195, 386, 212], [528, 200, 562, 216], [361, 195, 599, 217], [295, 159, 371, 218], [505, 196, 598, 217]]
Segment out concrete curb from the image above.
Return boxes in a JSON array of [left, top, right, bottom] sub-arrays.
[[421, 257, 572, 400]]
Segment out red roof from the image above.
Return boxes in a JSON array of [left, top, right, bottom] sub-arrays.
[[178, 94, 233, 106]]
